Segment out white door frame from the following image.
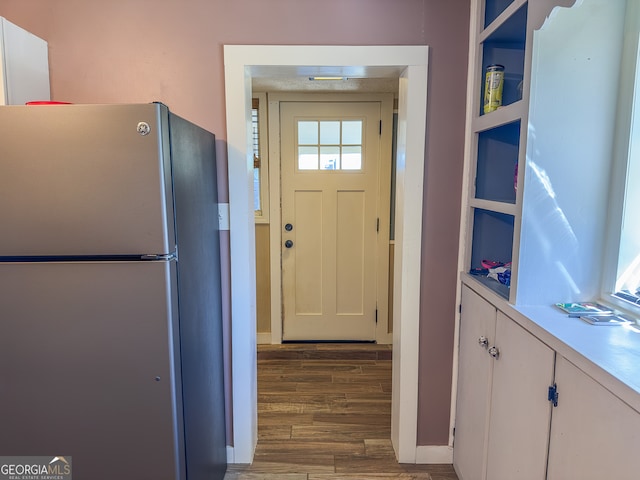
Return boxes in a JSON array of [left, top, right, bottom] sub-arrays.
[[268, 93, 394, 345], [224, 45, 429, 464]]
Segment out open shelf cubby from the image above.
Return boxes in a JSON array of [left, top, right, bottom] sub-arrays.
[[479, 3, 527, 115], [469, 208, 514, 300], [475, 120, 520, 203], [470, 208, 514, 270]]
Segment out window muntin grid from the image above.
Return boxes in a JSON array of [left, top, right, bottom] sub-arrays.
[[297, 119, 363, 171]]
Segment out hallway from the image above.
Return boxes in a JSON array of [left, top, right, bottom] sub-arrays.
[[224, 344, 458, 480]]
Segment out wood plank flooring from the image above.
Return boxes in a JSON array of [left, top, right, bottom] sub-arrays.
[[224, 344, 458, 480]]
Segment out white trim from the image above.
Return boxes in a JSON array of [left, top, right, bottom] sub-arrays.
[[256, 332, 272, 345], [224, 51, 258, 464], [224, 45, 429, 464], [267, 94, 283, 345], [415, 445, 454, 464], [226, 446, 236, 465], [453, 0, 482, 451], [391, 64, 428, 463]]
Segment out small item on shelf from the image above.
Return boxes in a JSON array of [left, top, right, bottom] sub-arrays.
[[579, 314, 631, 326], [487, 263, 511, 287], [481, 259, 505, 269], [483, 64, 505, 114], [469, 267, 489, 276], [470, 259, 511, 287], [554, 302, 614, 317]]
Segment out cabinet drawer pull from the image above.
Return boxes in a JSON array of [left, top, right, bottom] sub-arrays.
[[478, 336, 489, 348], [488, 346, 500, 359]]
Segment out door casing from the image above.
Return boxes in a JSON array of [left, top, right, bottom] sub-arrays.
[[224, 45, 432, 465]]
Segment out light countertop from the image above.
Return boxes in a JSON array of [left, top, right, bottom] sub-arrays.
[[462, 273, 640, 413]]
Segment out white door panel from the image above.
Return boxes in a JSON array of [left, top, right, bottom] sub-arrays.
[[547, 356, 640, 480], [280, 101, 383, 341]]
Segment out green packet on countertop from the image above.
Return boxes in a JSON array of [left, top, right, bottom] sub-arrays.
[[555, 302, 614, 317]]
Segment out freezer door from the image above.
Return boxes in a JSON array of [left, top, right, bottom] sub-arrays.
[[0, 261, 186, 480], [0, 104, 175, 256]]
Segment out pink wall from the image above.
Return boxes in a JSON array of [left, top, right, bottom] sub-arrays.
[[0, 0, 470, 446]]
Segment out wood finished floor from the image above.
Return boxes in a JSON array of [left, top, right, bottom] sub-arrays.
[[224, 344, 458, 480]]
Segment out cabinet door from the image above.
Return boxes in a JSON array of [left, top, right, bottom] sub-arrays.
[[547, 356, 640, 480], [485, 312, 555, 480], [453, 285, 497, 480], [0, 17, 50, 105]]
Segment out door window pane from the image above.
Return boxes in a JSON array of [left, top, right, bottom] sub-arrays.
[[320, 146, 341, 170], [298, 121, 318, 144], [342, 146, 362, 170], [320, 121, 341, 144], [298, 146, 319, 170], [342, 121, 362, 144]]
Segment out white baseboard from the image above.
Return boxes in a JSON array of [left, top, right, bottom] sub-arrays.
[[226, 446, 235, 464], [256, 332, 272, 344], [415, 445, 453, 464], [230, 443, 452, 465]]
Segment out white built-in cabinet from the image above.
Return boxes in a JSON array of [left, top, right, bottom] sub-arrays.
[[546, 356, 640, 479], [0, 17, 50, 105], [460, 0, 627, 305], [456, 0, 640, 477], [455, 284, 554, 480], [455, 283, 640, 480]]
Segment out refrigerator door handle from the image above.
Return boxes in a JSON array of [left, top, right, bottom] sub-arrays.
[[141, 253, 177, 261]]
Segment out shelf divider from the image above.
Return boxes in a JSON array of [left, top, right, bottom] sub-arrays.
[[473, 100, 525, 133], [470, 198, 518, 216]]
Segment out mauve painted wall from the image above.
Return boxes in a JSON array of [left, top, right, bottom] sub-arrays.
[[0, 0, 470, 447]]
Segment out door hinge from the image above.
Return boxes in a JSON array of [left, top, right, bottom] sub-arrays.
[[376, 218, 380, 232], [459, 304, 462, 314], [379, 120, 382, 135], [375, 308, 378, 324], [548, 383, 559, 407]]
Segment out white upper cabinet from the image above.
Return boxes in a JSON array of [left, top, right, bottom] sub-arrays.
[[0, 17, 50, 105], [459, 0, 628, 306]]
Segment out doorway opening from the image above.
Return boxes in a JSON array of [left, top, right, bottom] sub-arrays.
[[224, 45, 429, 464]]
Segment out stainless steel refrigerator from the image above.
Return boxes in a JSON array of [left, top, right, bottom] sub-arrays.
[[0, 103, 226, 480]]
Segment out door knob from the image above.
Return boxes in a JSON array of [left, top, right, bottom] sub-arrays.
[[478, 336, 489, 348], [284, 240, 294, 248], [285, 223, 293, 231], [488, 346, 500, 359]]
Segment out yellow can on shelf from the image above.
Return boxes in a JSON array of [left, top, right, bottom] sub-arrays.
[[483, 64, 504, 114]]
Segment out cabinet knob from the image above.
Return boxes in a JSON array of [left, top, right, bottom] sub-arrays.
[[478, 336, 489, 348], [488, 346, 500, 359]]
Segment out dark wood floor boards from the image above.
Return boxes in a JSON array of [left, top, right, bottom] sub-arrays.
[[224, 344, 458, 480]]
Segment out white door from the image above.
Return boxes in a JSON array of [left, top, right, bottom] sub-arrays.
[[453, 285, 496, 480], [547, 356, 640, 480], [280, 101, 386, 341], [485, 312, 555, 480]]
